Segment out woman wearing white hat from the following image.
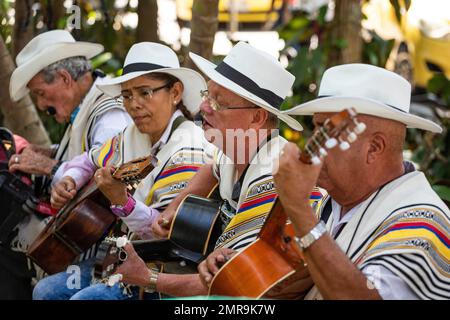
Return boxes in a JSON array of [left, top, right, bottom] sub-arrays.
[[33, 42, 213, 300]]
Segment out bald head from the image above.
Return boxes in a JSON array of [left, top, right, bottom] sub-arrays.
[[357, 114, 406, 158], [313, 112, 407, 209]]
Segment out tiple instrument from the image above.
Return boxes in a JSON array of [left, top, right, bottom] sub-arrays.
[[208, 108, 366, 298], [94, 188, 224, 282], [27, 155, 157, 275]]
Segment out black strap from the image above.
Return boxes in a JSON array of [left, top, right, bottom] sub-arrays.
[[123, 63, 168, 75], [215, 62, 284, 109], [320, 198, 333, 224], [169, 116, 187, 138]]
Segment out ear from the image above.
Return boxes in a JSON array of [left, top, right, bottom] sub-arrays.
[[367, 132, 387, 164], [249, 108, 269, 129], [170, 81, 184, 105], [57, 69, 73, 88]]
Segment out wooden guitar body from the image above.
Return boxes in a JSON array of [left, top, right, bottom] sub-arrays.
[[209, 200, 303, 298], [28, 155, 156, 275], [27, 181, 116, 274]]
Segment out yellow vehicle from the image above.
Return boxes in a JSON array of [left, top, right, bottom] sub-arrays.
[[176, 0, 284, 30], [363, 0, 450, 90]]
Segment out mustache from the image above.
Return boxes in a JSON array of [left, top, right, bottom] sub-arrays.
[[46, 107, 57, 116]]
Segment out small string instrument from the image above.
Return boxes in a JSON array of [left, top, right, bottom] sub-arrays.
[[27, 155, 157, 275], [94, 187, 224, 282], [208, 108, 366, 298]]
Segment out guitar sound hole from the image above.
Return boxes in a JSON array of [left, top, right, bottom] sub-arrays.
[[283, 236, 292, 243]]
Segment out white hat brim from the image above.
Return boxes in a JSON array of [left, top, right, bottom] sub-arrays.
[[285, 96, 442, 133], [10, 42, 104, 102], [97, 67, 206, 114], [189, 52, 303, 131]]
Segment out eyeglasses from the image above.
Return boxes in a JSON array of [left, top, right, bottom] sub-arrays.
[[200, 90, 257, 111], [117, 82, 172, 104]]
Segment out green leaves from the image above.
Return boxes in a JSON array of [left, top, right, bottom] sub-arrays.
[[432, 185, 450, 203], [427, 74, 450, 106]]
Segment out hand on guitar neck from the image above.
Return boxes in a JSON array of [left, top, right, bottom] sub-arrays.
[[50, 155, 156, 210], [94, 166, 128, 206], [112, 242, 154, 288]]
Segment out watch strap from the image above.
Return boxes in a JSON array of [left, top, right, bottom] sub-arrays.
[[295, 220, 327, 250]]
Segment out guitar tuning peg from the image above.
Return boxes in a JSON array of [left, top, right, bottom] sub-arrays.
[[126, 185, 133, 191], [107, 274, 123, 287], [339, 140, 350, 151], [325, 138, 338, 149], [133, 183, 138, 189], [319, 147, 328, 157], [115, 235, 129, 248], [347, 130, 357, 143], [311, 155, 322, 165], [353, 120, 366, 134]]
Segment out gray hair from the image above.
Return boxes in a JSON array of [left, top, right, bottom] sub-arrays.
[[267, 112, 279, 128], [41, 56, 92, 83]]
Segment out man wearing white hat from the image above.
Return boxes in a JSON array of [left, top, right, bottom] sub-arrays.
[[8, 30, 130, 181], [255, 63, 449, 299], [112, 42, 323, 298], [4, 30, 130, 297]]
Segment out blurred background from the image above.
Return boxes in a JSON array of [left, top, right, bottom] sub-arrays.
[[0, 0, 449, 202]]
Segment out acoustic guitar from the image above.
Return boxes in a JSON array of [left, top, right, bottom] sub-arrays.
[[208, 108, 366, 298], [27, 155, 157, 275], [94, 187, 224, 281]]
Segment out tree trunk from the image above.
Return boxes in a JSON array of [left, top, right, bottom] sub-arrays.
[[185, 0, 219, 69], [327, 0, 362, 66], [13, 0, 35, 60], [41, 0, 66, 30], [0, 35, 51, 147], [137, 0, 159, 43]]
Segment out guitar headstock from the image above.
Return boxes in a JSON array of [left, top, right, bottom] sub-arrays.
[[94, 236, 129, 283], [112, 155, 158, 189], [300, 108, 366, 165]]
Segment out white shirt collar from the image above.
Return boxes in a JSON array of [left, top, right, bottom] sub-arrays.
[[330, 199, 364, 237]]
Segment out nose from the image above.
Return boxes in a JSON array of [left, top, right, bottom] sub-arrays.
[[200, 100, 213, 114]]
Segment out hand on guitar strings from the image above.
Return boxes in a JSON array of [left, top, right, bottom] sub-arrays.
[[95, 166, 128, 206], [51, 176, 77, 209], [198, 247, 237, 287], [114, 242, 153, 287], [151, 210, 175, 239]]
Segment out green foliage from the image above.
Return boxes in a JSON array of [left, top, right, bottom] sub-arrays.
[[409, 73, 450, 191], [0, 0, 12, 47]]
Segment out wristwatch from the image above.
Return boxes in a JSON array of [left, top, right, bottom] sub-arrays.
[[110, 193, 136, 217], [143, 268, 160, 293], [294, 220, 327, 251]]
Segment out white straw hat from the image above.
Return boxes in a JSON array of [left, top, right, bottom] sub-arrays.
[[189, 41, 303, 131], [285, 63, 442, 133], [10, 30, 104, 102], [97, 42, 207, 114]]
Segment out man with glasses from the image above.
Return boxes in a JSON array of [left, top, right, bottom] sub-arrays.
[[112, 42, 322, 299]]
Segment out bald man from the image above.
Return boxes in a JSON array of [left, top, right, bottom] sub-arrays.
[[200, 64, 450, 300]]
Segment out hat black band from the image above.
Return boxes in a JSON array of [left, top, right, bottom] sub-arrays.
[[123, 63, 168, 75], [215, 62, 284, 109], [317, 95, 407, 113]]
